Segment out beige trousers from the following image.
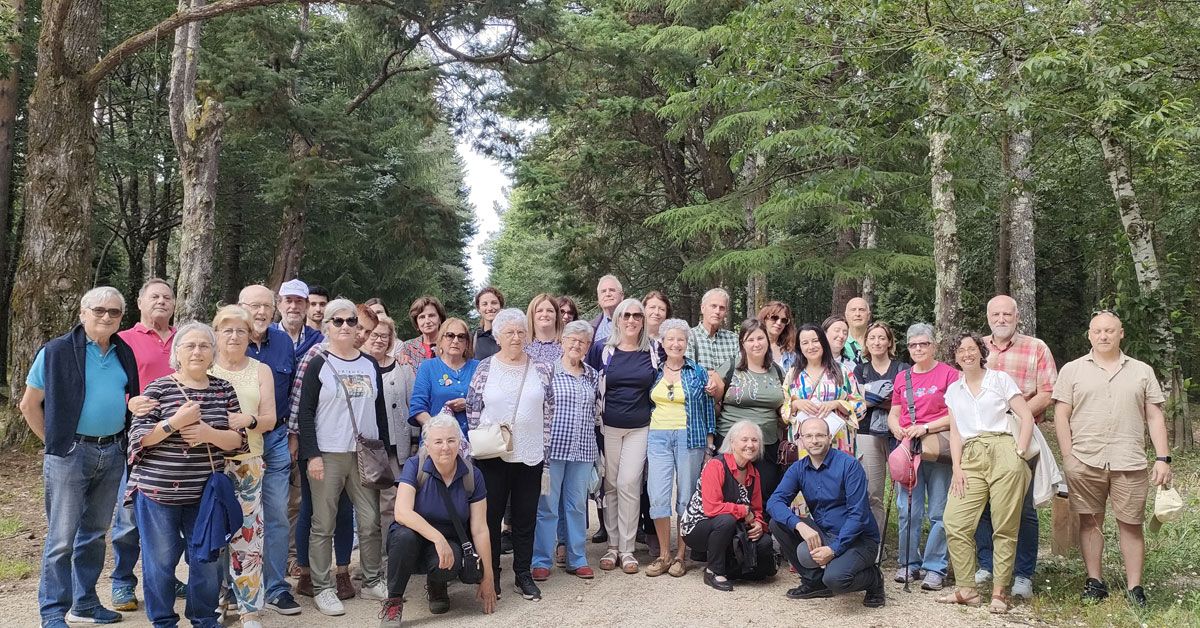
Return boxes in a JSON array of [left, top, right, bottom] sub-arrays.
[[602, 426, 649, 554]]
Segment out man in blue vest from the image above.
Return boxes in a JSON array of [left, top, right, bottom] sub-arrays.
[[20, 287, 141, 627]]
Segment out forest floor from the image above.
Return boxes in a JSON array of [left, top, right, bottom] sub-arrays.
[[0, 435, 1196, 627]]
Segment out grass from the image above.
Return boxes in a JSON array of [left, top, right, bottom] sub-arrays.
[[0, 516, 24, 538], [0, 557, 34, 580]]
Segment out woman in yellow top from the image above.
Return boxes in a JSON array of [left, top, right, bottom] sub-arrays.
[[210, 305, 277, 628]]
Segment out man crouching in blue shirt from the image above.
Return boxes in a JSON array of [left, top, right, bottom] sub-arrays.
[[768, 416, 886, 608]]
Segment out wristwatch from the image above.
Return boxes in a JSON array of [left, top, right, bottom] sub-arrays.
[[161, 421, 175, 434], [1156, 456, 1172, 464], [248, 416, 259, 430]]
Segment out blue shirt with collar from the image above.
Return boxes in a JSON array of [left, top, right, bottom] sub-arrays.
[[767, 448, 879, 556], [272, 321, 324, 362], [28, 339, 128, 437], [398, 454, 487, 540], [246, 326, 296, 426]]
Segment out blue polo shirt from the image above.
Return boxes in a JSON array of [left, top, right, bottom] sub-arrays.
[[246, 326, 296, 426], [27, 342, 128, 437], [767, 448, 879, 557], [398, 455, 487, 540]]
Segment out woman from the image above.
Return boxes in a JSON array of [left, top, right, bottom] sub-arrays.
[[715, 319, 786, 503], [473, 287, 505, 360], [645, 319, 715, 578], [558, 296, 579, 326], [853, 322, 908, 534], [525, 293, 564, 363], [210, 307, 277, 628], [642, 291, 671, 342], [786, 324, 860, 459], [297, 299, 391, 615], [758, 301, 797, 372], [681, 420, 776, 592], [364, 298, 388, 318], [887, 322, 959, 590], [379, 415, 496, 626], [126, 322, 246, 627], [409, 318, 479, 437], [465, 309, 554, 602], [366, 316, 420, 534], [939, 333, 1034, 614], [395, 296, 446, 369], [822, 315, 861, 376], [532, 321, 601, 580], [586, 298, 659, 575]]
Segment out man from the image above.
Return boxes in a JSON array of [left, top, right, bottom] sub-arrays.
[[110, 279, 181, 611], [274, 279, 324, 360], [843, 297, 870, 363], [590, 275, 624, 342], [307, 285, 330, 331], [687, 288, 737, 373], [239, 284, 303, 615], [1052, 311, 1171, 608], [973, 295, 1058, 598], [21, 287, 140, 627], [768, 417, 886, 608]]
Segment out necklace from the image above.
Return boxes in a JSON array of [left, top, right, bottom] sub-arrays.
[[665, 362, 683, 372]]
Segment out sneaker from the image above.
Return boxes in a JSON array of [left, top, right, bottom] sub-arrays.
[[42, 619, 69, 628], [427, 580, 450, 614], [515, 573, 542, 601], [360, 580, 388, 601], [786, 581, 834, 600], [863, 570, 887, 608], [241, 616, 264, 628], [295, 573, 314, 597], [65, 607, 122, 624], [974, 569, 992, 585], [501, 530, 514, 555], [1126, 586, 1148, 608], [1012, 576, 1034, 599], [110, 586, 137, 612], [174, 580, 187, 599], [921, 571, 945, 591], [266, 592, 301, 616], [378, 598, 404, 628], [893, 566, 923, 583], [531, 567, 551, 581], [314, 590, 345, 616], [1082, 577, 1109, 604], [335, 571, 356, 600]]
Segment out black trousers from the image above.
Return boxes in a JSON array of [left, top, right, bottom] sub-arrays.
[[770, 519, 882, 594], [386, 524, 465, 597], [476, 457, 542, 579], [682, 514, 777, 579]]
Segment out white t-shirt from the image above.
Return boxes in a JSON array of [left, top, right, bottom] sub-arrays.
[[944, 369, 1023, 441], [480, 358, 546, 466]]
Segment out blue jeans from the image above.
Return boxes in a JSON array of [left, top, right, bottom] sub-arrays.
[[110, 468, 140, 590], [975, 470, 1038, 580], [260, 428, 292, 600], [133, 493, 221, 627], [897, 460, 951, 576], [296, 461, 355, 567], [39, 438, 124, 624], [646, 429, 705, 520], [533, 460, 592, 570]]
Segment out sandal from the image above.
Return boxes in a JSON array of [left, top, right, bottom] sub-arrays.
[[599, 548, 619, 571], [621, 553, 639, 574], [989, 593, 1010, 614], [936, 589, 982, 607], [667, 558, 687, 577]]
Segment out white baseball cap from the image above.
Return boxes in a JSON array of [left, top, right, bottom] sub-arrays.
[[279, 279, 309, 299]]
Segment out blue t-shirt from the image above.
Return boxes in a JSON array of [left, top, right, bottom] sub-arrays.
[[409, 358, 480, 435], [586, 344, 658, 429], [27, 343, 128, 437], [398, 454, 487, 540], [246, 326, 296, 426]]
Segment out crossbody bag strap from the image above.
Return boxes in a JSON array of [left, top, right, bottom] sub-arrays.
[[904, 369, 917, 427], [322, 351, 363, 440], [170, 375, 217, 473], [508, 360, 530, 425], [433, 474, 473, 545]]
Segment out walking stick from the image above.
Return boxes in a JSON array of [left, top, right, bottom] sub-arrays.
[[902, 479, 913, 593], [876, 478, 892, 566]]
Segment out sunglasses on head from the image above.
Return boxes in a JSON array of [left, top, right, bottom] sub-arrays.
[[329, 316, 359, 328]]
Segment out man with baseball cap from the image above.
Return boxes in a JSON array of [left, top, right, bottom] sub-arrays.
[[275, 279, 323, 359]]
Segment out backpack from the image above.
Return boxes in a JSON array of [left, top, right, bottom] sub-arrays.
[[414, 446, 475, 493]]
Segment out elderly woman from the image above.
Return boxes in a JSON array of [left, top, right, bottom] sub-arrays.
[[681, 420, 776, 592], [126, 322, 245, 627], [409, 318, 479, 437], [715, 319, 786, 503], [531, 320, 601, 580], [887, 322, 959, 590], [525, 293, 564, 363], [938, 333, 1034, 614], [472, 287, 505, 360], [209, 306, 277, 628], [586, 298, 659, 575], [395, 296, 446, 369], [379, 415, 496, 626], [823, 315, 861, 376], [642, 291, 671, 342], [645, 318, 715, 578], [786, 324, 860, 459], [758, 301, 797, 372], [297, 299, 391, 615], [853, 322, 908, 537], [465, 308, 554, 601], [558, 296, 579, 326], [366, 316, 421, 533]]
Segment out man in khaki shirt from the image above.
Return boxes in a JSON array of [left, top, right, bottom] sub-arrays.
[[1052, 311, 1172, 608]]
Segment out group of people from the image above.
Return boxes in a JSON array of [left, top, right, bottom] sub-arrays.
[[24, 274, 1174, 627]]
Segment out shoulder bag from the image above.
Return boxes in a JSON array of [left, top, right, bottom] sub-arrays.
[[468, 360, 527, 459], [323, 352, 395, 490], [433, 475, 484, 584], [905, 369, 951, 465]]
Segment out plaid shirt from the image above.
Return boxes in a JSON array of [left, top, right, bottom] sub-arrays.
[[984, 333, 1057, 419], [652, 358, 716, 450], [287, 342, 327, 434], [686, 324, 738, 372], [465, 356, 555, 459], [547, 362, 602, 462]]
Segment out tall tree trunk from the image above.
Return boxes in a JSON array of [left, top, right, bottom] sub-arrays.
[[741, 154, 767, 316], [995, 133, 1012, 297], [1006, 125, 1037, 335], [859, 218, 877, 305], [168, 0, 225, 323], [267, 5, 310, 292], [222, 201, 242, 304], [0, 0, 26, 390], [929, 77, 961, 343], [830, 225, 858, 316]]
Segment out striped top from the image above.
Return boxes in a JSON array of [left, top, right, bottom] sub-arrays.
[[127, 374, 244, 506]]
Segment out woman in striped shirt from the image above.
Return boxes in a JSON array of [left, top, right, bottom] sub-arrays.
[[126, 322, 246, 627]]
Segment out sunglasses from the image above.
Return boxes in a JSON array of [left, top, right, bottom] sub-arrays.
[[766, 314, 790, 325], [329, 316, 359, 328], [666, 383, 676, 402], [443, 332, 469, 341], [621, 312, 645, 321], [88, 307, 123, 319]]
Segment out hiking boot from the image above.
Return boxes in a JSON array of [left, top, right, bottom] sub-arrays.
[[921, 571, 945, 591], [1126, 586, 1148, 608], [863, 570, 887, 608], [1081, 578, 1109, 604], [65, 607, 122, 624], [378, 598, 403, 628], [786, 581, 833, 600], [335, 571, 356, 600], [295, 573, 314, 597], [111, 586, 137, 612], [427, 581, 450, 615], [1012, 576, 1034, 599], [515, 572, 542, 601]]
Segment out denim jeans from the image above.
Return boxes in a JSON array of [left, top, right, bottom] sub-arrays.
[[259, 427, 292, 601], [646, 429, 705, 520], [133, 492, 222, 628], [974, 469, 1038, 580], [39, 438, 124, 624], [533, 460, 592, 570], [896, 460, 951, 576], [110, 468, 140, 590]]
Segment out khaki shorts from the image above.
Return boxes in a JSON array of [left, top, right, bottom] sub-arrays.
[[1064, 456, 1148, 524]]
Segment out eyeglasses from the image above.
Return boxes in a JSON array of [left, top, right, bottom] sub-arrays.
[[239, 302, 273, 312], [621, 312, 645, 321], [443, 332, 469, 342], [766, 315, 790, 325], [218, 328, 249, 337], [563, 337, 589, 348], [907, 341, 932, 349], [178, 342, 213, 353], [328, 316, 359, 328], [501, 329, 527, 338], [87, 307, 123, 319], [368, 332, 392, 342]]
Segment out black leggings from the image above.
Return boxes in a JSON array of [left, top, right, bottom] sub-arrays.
[[386, 524, 465, 597], [682, 514, 777, 579]]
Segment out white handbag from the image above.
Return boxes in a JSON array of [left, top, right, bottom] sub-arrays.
[[468, 360, 528, 460], [1006, 411, 1041, 461]]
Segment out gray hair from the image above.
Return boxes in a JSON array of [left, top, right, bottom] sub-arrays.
[[492, 308, 527, 336], [562, 320, 594, 342], [169, 321, 217, 370], [597, 274, 623, 293], [323, 298, 356, 324], [905, 322, 935, 344], [605, 298, 651, 352], [701, 287, 731, 307], [80, 286, 125, 312], [718, 420, 764, 460], [422, 413, 463, 441], [658, 318, 690, 339]]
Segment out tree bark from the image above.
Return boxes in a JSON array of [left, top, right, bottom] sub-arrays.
[[929, 77, 961, 344], [995, 133, 1012, 297], [830, 225, 858, 317], [0, 0, 27, 390], [741, 154, 767, 316], [1006, 125, 1037, 335], [859, 218, 877, 306], [267, 4, 310, 292]]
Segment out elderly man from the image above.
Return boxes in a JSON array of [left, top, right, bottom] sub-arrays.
[[307, 285, 330, 331], [687, 288, 737, 373], [274, 279, 324, 360], [768, 417, 885, 608], [973, 295, 1058, 598], [21, 287, 141, 627], [239, 284, 303, 615], [1053, 311, 1171, 608], [590, 275, 624, 342], [843, 297, 870, 363], [110, 279, 181, 611]]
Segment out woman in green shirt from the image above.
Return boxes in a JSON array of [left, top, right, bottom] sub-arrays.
[[716, 319, 786, 503]]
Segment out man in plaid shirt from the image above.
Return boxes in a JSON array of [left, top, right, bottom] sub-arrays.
[[974, 294, 1058, 600], [687, 288, 738, 377]]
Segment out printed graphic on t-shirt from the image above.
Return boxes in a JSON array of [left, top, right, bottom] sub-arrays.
[[913, 385, 942, 398], [339, 373, 373, 398]]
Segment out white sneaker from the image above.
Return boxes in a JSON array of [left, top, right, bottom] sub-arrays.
[[360, 580, 389, 601], [242, 619, 264, 628], [314, 589, 345, 616], [1012, 576, 1034, 599], [975, 569, 992, 585]]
